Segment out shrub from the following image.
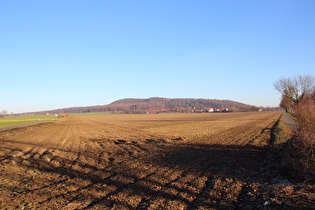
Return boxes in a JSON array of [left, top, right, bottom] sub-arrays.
[[61, 113, 69, 118], [294, 100, 315, 134], [288, 133, 315, 180], [286, 99, 315, 180], [274, 75, 315, 180]]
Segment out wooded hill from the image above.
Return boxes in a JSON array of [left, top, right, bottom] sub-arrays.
[[29, 97, 262, 115], [105, 97, 259, 113]]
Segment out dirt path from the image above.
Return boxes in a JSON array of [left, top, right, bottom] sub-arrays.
[[0, 113, 314, 209], [283, 112, 298, 130]]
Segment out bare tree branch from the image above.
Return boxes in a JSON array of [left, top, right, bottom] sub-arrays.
[[274, 75, 315, 112]]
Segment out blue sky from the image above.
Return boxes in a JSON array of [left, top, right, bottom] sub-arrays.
[[1, 1, 315, 113]]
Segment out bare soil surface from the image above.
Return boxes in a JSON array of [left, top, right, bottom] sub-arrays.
[[0, 112, 314, 209]]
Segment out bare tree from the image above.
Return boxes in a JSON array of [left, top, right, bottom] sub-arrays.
[[274, 75, 315, 112], [279, 95, 293, 113], [296, 75, 315, 102], [311, 86, 315, 102]]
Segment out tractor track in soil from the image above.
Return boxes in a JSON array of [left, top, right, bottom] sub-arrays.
[[0, 112, 314, 209]]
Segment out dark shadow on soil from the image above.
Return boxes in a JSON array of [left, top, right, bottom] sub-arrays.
[[0, 139, 313, 209], [152, 143, 278, 180]]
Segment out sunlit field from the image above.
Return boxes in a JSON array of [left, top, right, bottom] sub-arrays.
[[0, 114, 57, 128], [0, 112, 314, 209]]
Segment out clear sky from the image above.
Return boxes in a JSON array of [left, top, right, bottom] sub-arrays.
[[1, 0, 315, 113]]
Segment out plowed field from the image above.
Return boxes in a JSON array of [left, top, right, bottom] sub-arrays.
[[0, 112, 314, 209]]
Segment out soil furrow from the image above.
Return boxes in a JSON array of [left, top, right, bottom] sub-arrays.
[[0, 112, 314, 209]]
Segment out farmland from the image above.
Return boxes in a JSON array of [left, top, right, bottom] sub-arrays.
[[0, 114, 57, 129], [0, 112, 314, 209]]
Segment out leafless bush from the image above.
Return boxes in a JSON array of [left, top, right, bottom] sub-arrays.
[[295, 99, 315, 134], [287, 99, 315, 180], [274, 75, 315, 180]]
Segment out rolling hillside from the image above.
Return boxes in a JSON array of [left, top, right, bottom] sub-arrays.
[[27, 97, 261, 114]]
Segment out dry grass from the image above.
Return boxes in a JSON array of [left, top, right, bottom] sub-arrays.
[[288, 101, 315, 180], [271, 114, 294, 146]]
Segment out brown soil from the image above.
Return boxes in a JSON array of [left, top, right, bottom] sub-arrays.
[[0, 112, 314, 209]]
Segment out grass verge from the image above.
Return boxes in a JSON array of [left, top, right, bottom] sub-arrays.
[[271, 113, 294, 146], [0, 114, 57, 129]]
